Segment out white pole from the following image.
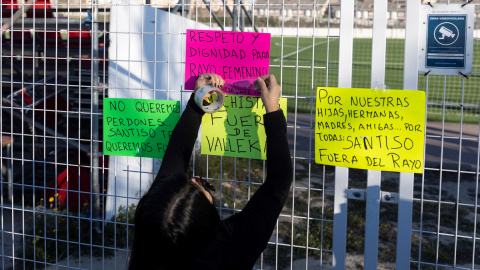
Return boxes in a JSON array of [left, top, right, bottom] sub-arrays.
[[332, 0, 354, 269], [364, 0, 387, 268], [397, 0, 421, 269]]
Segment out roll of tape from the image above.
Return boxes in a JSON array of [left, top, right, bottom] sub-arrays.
[[194, 85, 225, 113]]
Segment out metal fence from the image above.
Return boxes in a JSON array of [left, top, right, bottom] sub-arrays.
[[1, 0, 479, 269]]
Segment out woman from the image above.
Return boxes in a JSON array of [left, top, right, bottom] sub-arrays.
[[129, 73, 293, 269]]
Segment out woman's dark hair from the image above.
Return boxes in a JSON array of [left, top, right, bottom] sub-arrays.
[[128, 173, 220, 270]]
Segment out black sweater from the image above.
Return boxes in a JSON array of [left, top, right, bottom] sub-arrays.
[[154, 94, 293, 269]]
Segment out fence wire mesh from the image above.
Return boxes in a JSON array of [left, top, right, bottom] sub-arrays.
[[0, 0, 479, 269]]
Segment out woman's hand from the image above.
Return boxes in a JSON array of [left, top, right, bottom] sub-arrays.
[[194, 73, 225, 92], [254, 74, 281, 113]]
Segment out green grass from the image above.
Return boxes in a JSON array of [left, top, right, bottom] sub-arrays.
[[269, 37, 480, 122]]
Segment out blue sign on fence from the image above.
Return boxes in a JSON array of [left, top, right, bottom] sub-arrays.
[[426, 15, 466, 69]]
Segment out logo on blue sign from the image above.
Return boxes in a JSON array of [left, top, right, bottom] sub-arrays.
[[434, 22, 459, 46]]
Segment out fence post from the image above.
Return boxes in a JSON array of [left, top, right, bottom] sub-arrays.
[[91, 0, 101, 232], [396, 0, 421, 269], [332, 0, 354, 269], [364, 0, 387, 268], [232, 0, 238, 31]]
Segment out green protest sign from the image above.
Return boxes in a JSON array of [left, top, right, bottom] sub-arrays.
[[103, 98, 181, 158]]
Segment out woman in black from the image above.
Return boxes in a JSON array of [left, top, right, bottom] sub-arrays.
[[129, 73, 293, 269]]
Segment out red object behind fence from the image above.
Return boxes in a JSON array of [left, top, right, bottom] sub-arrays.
[[2, 0, 19, 17], [46, 166, 91, 212], [20, 89, 69, 128], [68, 30, 92, 48], [26, 0, 54, 18]]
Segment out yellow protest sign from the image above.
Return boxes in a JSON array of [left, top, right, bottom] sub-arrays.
[[202, 95, 287, 160], [315, 87, 426, 173]]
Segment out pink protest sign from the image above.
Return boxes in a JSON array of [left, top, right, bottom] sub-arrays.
[[185, 29, 271, 94]]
